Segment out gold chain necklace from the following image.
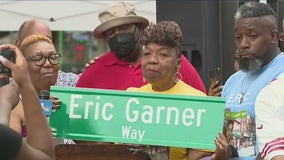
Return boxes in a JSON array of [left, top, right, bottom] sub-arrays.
[[239, 73, 259, 104]]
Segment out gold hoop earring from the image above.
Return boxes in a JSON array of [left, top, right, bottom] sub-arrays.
[[173, 72, 182, 83]]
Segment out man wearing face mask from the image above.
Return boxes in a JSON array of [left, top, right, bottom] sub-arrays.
[[77, 1, 206, 93]]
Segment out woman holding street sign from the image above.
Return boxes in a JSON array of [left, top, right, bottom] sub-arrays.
[[127, 21, 230, 160]]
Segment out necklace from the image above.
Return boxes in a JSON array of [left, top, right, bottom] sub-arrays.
[[239, 73, 259, 104]]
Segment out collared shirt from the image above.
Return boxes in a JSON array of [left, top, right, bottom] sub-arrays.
[[76, 50, 145, 90]]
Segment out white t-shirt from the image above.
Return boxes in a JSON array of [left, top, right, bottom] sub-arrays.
[[255, 73, 284, 160]]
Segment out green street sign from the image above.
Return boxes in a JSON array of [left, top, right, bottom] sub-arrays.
[[50, 86, 225, 150]]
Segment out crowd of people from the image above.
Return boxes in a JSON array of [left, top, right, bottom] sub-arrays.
[[1, 1, 284, 160]]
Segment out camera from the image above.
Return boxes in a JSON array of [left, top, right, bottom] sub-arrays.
[[0, 49, 16, 86]]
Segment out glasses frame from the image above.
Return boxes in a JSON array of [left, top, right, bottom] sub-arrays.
[[25, 53, 61, 66]]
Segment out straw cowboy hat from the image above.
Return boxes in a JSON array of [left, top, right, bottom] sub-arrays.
[[93, 2, 149, 38]]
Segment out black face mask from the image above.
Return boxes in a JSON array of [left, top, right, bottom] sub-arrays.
[[108, 33, 137, 59]]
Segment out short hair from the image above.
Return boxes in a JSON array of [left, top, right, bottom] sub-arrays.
[[140, 21, 183, 57], [19, 34, 53, 54], [235, 2, 276, 20]]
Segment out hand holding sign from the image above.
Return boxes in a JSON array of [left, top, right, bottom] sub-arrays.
[[50, 86, 225, 150]]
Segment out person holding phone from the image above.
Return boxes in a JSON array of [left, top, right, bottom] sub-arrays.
[[0, 44, 54, 160]]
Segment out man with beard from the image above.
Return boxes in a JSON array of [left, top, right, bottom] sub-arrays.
[[221, 2, 284, 159], [76, 1, 206, 93]]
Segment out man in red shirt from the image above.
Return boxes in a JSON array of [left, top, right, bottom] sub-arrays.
[[77, 2, 206, 93]]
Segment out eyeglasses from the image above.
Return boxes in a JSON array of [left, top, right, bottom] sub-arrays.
[[25, 53, 61, 66]]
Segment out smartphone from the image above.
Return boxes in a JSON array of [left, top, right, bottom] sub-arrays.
[[0, 49, 16, 86], [209, 67, 222, 85]]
